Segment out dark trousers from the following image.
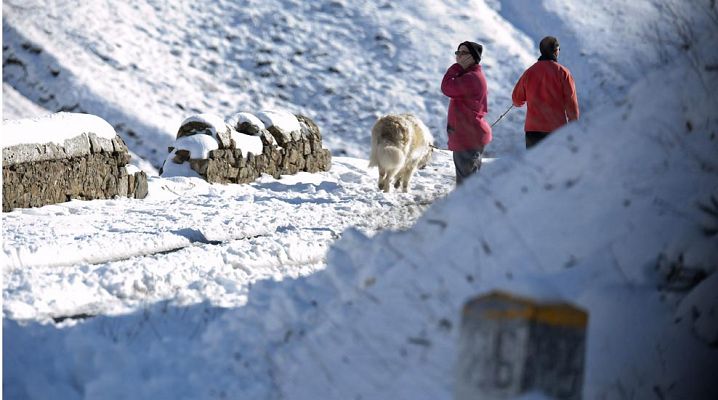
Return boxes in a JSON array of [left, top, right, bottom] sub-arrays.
[[453, 148, 484, 185], [525, 131, 550, 149]]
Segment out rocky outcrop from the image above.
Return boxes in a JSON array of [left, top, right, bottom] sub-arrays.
[[162, 112, 332, 184], [2, 132, 148, 212]]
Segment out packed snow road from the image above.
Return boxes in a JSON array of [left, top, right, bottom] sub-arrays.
[[2, 153, 455, 323]]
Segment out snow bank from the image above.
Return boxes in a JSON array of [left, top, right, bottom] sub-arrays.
[[268, 22, 718, 398]]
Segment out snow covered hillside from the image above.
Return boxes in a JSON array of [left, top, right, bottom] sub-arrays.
[[4, 0, 669, 170], [3, 0, 718, 399]]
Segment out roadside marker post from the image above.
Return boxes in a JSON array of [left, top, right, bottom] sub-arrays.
[[455, 291, 588, 400]]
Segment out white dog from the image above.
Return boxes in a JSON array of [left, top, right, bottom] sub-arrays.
[[368, 114, 434, 193]]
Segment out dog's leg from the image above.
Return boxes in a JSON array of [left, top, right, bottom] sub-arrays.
[[399, 161, 419, 193], [378, 167, 388, 191], [384, 168, 399, 193], [400, 170, 411, 193]]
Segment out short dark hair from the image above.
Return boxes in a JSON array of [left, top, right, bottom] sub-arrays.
[[539, 36, 560, 57]]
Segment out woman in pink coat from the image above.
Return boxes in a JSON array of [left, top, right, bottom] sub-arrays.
[[441, 41, 492, 185]]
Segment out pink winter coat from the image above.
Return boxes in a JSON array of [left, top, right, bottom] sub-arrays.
[[441, 63, 492, 151]]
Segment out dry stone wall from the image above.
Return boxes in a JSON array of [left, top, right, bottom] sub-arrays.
[[3, 133, 148, 212], [164, 113, 331, 184]]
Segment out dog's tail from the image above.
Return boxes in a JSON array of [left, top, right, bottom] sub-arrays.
[[369, 115, 408, 169], [373, 143, 405, 170]]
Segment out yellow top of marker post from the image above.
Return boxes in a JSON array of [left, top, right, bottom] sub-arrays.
[[463, 290, 588, 328]]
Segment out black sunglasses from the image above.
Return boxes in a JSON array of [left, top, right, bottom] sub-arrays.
[[454, 50, 471, 56]]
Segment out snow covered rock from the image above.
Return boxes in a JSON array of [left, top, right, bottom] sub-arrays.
[[2, 112, 148, 211], [175, 113, 234, 149], [226, 112, 265, 136], [161, 110, 331, 183], [257, 109, 302, 147]]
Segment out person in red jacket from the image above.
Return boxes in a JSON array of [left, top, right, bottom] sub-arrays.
[[441, 41, 492, 185], [512, 36, 579, 149]]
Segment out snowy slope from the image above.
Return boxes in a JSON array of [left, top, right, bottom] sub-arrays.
[[3, 0, 669, 170], [2, 82, 49, 117], [3, 0, 718, 399]]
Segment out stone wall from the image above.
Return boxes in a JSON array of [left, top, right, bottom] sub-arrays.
[[166, 113, 332, 184], [3, 133, 148, 212]]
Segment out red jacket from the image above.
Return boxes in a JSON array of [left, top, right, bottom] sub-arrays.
[[441, 63, 492, 151], [512, 60, 579, 133]]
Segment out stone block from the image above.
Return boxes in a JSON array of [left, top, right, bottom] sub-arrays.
[[258, 129, 277, 147], [2, 133, 147, 211], [267, 125, 292, 148], [456, 291, 588, 400], [117, 174, 129, 197], [113, 136, 129, 153], [173, 150, 191, 164], [133, 171, 148, 199], [189, 159, 209, 175], [177, 121, 213, 138], [216, 126, 233, 149], [238, 121, 261, 135], [63, 134, 93, 158], [87, 133, 115, 153]]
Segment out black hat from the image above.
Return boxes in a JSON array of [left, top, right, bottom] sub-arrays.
[[539, 36, 560, 57], [459, 41, 483, 63]]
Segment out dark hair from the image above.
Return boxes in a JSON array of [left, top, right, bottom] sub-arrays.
[[539, 36, 560, 57], [459, 41, 483, 63]]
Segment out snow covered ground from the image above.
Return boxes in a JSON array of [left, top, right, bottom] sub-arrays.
[[3, 152, 455, 320], [3, 0, 718, 399]]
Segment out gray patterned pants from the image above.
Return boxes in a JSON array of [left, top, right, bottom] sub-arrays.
[[453, 148, 484, 185]]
